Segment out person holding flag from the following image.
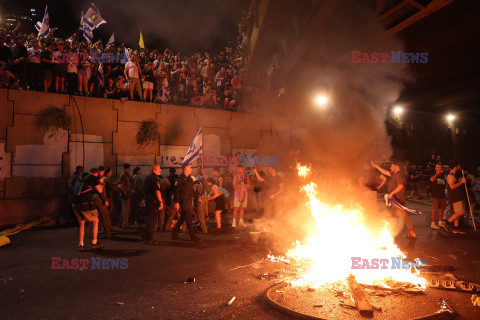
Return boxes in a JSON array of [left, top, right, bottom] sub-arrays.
[[171, 129, 204, 243]]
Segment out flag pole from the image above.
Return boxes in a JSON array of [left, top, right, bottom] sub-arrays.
[[462, 170, 477, 231]]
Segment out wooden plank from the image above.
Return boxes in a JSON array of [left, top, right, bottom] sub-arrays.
[[347, 275, 374, 317]]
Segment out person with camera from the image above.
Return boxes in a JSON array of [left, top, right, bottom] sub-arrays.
[[429, 164, 447, 230], [142, 164, 164, 245]]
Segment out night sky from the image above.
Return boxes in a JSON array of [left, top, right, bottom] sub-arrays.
[[4, 0, 247, 54]]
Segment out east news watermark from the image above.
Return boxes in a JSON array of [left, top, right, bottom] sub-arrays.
[[51, 257, 128, 270], [351, 51, 428, 64], [351, 257, 429, 269]]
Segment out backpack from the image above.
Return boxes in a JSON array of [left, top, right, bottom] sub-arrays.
[[218, 186, 230, 198], [73, 172, 93, 199]]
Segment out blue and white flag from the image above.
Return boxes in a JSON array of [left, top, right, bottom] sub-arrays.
[[123, 47, 131, 63], [106, 33, 115, 47], [182, 128, 203, 165], [80, 12, 93, 42], [35, 21, 57, 35], [37, 5, 50, 37], [83, 3, 106, 30], [384, 194, 423, 215]]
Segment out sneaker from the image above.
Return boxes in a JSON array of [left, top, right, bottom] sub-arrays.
[[452, 228, 466, 234], [91, 242, 104, 249], [78, 245, 85, 252], [430, 222, 440, 230], [442, 220, 452, 232], [438, 221, 444, 228], [232, 220, 237, 228], [239, 219, 246, 227], [171, 232, 181, 241]]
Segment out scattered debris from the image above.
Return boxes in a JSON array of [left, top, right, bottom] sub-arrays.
[[347, 275, 374, 316], [266, 255, 290, 264], [227, 296, 236, 306], [472, 294, 480, 307], [370, 303, 383, 311], [187, 277, 195, 283], [257, 271, 280, 281], [230, 260, 261, 271], [437, 299, 453, 313], [19, 289, 24, 293], [339, 302, 356, 310], [115, 302, 124, 305]]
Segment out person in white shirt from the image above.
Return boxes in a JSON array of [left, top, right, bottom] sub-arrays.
[[124, 54, 143, 101]]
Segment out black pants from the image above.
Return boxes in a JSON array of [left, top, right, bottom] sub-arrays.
[[173, 201, 195, 239], [143, 201, 159, 241]]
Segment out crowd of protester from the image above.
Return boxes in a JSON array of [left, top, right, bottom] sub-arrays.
[[0, 7, 257, 111], [366, 154, 480, 237], [67, 163, 284, 250]]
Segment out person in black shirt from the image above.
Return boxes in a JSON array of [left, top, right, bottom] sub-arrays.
[[408, 165, 423, 200], [11, 36, 28, 89], [142, 164, 164, 245], [429, 164, 447, 230], [41, 42, 55, 92], [162, 168, 179, 231], [0, 35, 12, 65], [72, 168, 107, 251], [253, 167, 284, 218], [372, 160, 417, 239], [172, 163, 202, 243], [443, 161, 467, 233]]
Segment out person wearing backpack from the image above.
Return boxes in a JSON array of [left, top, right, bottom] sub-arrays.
[[72, 167, 108, 252], [206, 178, 228, 231]]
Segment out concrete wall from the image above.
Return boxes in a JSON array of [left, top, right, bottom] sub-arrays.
[[0, 89, 292, 226]]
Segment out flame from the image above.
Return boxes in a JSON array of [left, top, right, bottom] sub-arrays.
[[283, 164, 426, 289], [296, 163, 311, 178]]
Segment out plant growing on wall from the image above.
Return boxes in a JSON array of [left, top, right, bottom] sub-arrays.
[[35, 105, 72, 138], [136, 120, 161, 147]]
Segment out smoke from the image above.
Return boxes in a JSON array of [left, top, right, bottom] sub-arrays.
[[68, 0, 244, 53], [254, 1, 414, 251]]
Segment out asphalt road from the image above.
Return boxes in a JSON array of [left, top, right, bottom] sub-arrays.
[[1, 200, 479, 320]]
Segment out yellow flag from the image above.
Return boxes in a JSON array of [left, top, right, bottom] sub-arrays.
[[139, 30, 145, 49]]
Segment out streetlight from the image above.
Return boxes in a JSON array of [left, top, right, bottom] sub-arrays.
[[393, 106, 404, 115], [315, 95, 328, 107], [446, 114, 455, 122]]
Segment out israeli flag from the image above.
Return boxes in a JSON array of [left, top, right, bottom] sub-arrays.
[[106, 33, 115, 47], [123, 47, 131, 63], [37, 5, 50, 37], [84, 3, 106, 30], [182, 128, 203, 165], [35, 21, 57, 34], [80, 12, 93, 42]]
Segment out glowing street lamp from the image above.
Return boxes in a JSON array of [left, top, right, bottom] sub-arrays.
[[393, 106, 404, 115], [446, 114, 455, 122], [315, 95, 328, 107]]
